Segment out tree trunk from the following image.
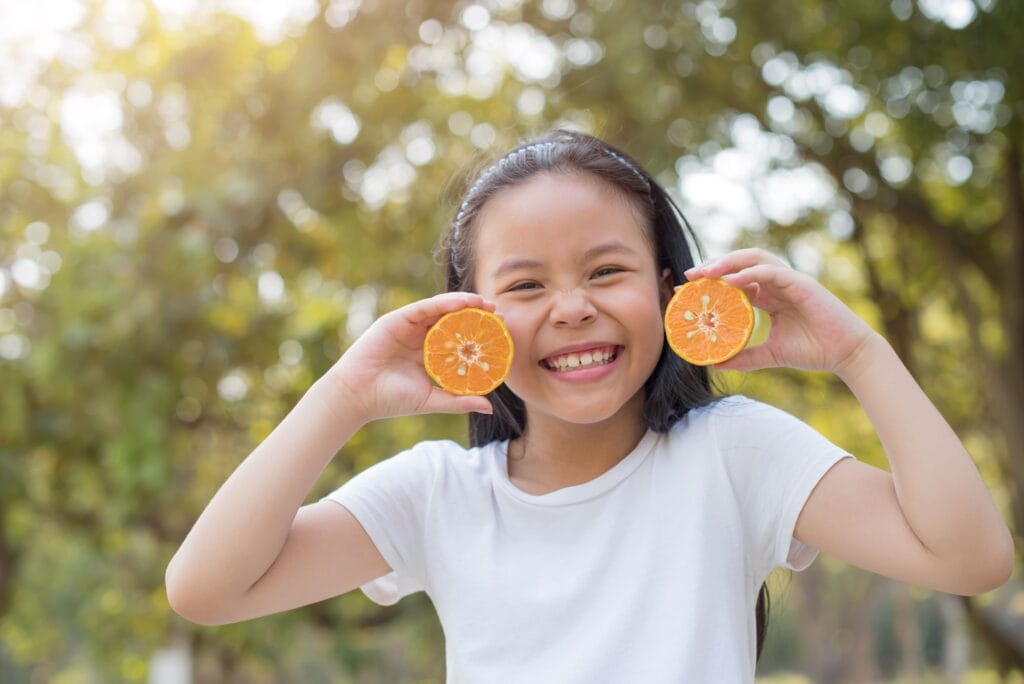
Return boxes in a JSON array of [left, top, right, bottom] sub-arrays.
[[791, 564, 887, 683], [149, 632, 192, 684], [960, 595, 1024, 674], [0, 500, 19, 622], [940, 594, 969, 683], [893, 586, 923, 680]]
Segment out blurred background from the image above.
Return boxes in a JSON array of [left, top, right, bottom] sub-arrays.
[[1, 0, 1022, 681]]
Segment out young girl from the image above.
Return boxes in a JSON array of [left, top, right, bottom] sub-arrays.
[[166, 129, 1013, 681]]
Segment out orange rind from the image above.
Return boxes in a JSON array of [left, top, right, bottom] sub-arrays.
[[664, 278, 755, 366], [423, 307, 514, 395]]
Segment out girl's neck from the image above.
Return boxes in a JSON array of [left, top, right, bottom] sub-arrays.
[[507, 393, 648, 495]]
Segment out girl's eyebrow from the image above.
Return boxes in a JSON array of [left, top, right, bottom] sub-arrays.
[[491, 241, 638, 279], [492, 258, 544, 279], [581, 240, 638, 261]]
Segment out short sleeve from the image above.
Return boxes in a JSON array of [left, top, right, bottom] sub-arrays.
[[712, 396, 853, 577], [320, 443, 437, 605]]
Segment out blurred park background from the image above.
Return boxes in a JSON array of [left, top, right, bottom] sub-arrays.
[[1, 0, 1023, 681]]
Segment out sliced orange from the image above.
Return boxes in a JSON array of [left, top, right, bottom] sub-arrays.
[[664, 278, 755, 366], [423, 307, 514, 395]]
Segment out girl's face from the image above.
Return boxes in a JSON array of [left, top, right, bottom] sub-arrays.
[[472, 171, 670, 430]]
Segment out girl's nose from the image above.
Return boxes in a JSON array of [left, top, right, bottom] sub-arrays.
[[549, 288, 597, 327]]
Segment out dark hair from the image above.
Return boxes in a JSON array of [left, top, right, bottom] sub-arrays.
[[436, 128, 769, 662]]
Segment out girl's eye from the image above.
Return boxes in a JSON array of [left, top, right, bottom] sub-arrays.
[[594, 267, 623, 278], [509, 281, 540, 292]]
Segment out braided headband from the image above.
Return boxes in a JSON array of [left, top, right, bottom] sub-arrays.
[[451, 141, 650, 247]]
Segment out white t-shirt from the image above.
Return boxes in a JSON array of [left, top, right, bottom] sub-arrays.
[[322, 396, 852, 682]]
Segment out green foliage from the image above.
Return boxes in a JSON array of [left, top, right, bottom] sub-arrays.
[[1, 0, 1020, 679]]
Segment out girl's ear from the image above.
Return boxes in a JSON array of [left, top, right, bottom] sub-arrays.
[[659, 268, 674, 307]]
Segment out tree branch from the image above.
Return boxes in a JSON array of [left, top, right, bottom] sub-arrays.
[[849, 215, 913, 361], [961, 596, 1024, 673], [1002, 140, 1024, 394]]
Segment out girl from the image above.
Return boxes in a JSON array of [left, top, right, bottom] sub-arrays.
[[166, 129, 1013, 681]]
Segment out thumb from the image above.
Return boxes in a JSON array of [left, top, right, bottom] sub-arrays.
[[712, 343, 778, 372], [422, 388, 494, 415]]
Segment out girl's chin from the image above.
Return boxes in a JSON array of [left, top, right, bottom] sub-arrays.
[[519, 392, 647, 428]]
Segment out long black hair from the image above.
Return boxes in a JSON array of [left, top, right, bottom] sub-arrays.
[[436, 128, 770, 662]]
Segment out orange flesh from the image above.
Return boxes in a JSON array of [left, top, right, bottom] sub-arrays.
[[423, 307, 514, 395], [664, 278, 755, 366]]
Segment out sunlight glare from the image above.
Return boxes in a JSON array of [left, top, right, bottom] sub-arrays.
[[917, 0, 977, 29]]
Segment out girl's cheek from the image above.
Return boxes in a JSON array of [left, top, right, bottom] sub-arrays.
[[494, 305, 525, 336], [500, 304, 541, 350]]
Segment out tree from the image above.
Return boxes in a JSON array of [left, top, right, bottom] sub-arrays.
[[1, 0, 1019, 679]]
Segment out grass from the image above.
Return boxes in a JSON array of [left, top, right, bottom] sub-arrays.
[[757, 670, 1024, 683]]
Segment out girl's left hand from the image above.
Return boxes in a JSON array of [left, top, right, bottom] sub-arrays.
[[684, 248, 879, 375]]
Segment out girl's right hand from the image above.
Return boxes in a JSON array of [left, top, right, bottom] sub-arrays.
[[322, 292, 497, 425]]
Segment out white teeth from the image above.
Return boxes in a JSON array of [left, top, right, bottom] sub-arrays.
[[544, 347, 617, 371]]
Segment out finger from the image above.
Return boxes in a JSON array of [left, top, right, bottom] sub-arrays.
[[735, 281, 761, 303], [685, 248, 789, 280], [422, 388, 494, 415], [398, 292, 495, 328], [713, 343, 779, 372], [719, 264, 803, 309]]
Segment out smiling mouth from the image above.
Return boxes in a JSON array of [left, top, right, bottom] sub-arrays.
[[541, 346, 620, 372]]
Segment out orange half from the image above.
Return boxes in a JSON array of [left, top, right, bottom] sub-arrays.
[[664, 278, 755, 366], [423, 307, 514, 395]]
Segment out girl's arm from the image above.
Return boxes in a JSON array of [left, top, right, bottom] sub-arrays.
[[165, 378, 378, 625], [165, 292, 495, 625], [687, 249, 1014, 596]]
